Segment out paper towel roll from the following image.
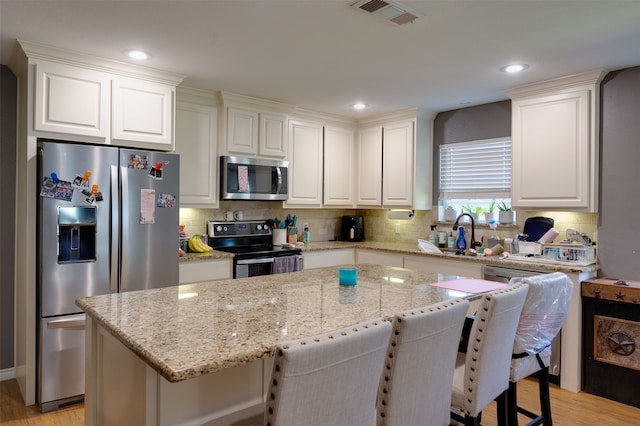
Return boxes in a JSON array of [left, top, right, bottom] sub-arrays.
[[538, 228, 559, 243]]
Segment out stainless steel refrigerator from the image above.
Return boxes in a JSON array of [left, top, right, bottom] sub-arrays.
[[36, 140, 179, 412]]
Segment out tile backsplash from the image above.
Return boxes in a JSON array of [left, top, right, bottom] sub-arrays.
[[180, 204, 598, 246]]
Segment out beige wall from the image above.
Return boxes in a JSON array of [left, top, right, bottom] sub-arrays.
[[180, 205, 597, 248]]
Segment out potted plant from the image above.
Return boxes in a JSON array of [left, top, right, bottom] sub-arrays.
[[444, 205, 458, 221], [461, 204, 479, 222], [497, 201, 515, 224], [484, 200, 498, 224]]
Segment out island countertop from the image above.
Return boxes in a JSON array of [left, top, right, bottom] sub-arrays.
[[76, 264, 482, 383]]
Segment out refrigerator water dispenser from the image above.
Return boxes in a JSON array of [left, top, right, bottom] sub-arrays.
[[58, 206, 97, 263]]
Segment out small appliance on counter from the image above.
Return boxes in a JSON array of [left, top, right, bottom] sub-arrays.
[[522, 216, 554, 242], [341, 215, 364, 241]]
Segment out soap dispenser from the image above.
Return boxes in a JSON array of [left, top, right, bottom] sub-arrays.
[[428, 225, 436, 245], [447, 232, 455, 249], [456, 226, 467, 255]]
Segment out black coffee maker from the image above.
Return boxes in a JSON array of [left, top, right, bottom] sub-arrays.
[[341, 215, 364, 242]]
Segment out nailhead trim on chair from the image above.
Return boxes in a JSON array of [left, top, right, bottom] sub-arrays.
[[461, 283, 528, 417], [377, 299, 468, 424], [265, 319, 387, 426]]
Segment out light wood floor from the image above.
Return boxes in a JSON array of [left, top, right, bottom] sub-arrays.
[[2, 377, 639, 425]]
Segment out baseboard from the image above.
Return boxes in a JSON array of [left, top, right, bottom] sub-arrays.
[[0, 367, 16, 382]]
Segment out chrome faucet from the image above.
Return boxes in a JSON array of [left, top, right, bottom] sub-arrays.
[[452, 213, 481, 253]]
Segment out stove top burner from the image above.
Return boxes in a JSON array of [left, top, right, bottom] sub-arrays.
[[207, 220, 301, 259]]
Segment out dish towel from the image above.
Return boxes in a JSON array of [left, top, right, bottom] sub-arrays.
[[273, 255, 299, 274]]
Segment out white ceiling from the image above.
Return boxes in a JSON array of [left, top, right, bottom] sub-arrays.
[[2, 0, 640, 119]]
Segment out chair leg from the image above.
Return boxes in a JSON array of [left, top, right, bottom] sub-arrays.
[[496, 389, 509, 426], [507, 381, 519, 425], [537, 368, 553, 426]]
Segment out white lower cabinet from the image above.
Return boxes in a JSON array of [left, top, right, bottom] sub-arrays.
[[356, 249, 404, 267], [179, 259, 233, 284], [402, 255, 482, 279], [303, 249, 355, 270]]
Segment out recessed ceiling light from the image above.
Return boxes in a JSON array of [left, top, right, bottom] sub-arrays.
[[352, 102, 368, 110], [500, 64, 530, 74], [125, 49, 151, 60]]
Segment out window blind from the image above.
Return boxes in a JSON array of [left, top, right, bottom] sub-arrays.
[[439, 137, 511, 198]]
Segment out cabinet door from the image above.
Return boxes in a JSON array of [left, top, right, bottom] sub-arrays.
[[286, 119, 324, 207], [383, 120, 414, 207], [512, 90, 590, 209], [179, 259, 232, 283], [259, 112, 287, 158], [303, 249, 355, 270], [34, 61, 110, 139], [403, 255, 482, 279], [356, 126, 382, 206], [226, 106, 258, 155], [356, 249, 403, 267], [112, 78, 175, 149], [324, 126, 355, 206], [175, 101, 218, 207]]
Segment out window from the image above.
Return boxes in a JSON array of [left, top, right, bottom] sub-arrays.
[[439, 137, 511, 217]]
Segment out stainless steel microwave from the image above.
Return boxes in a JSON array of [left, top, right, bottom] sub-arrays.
[[220, 156, 288, 201]]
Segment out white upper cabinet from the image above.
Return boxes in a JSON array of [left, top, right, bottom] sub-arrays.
[[225, 106, 259, 155], [23, 42, 184, 150], [221, 92, 287, 158], [285, 118, 324, 207], [382, 119, 414, 207], [111, 78, 175, 149], [355, 109, 433, 210], [34, 60, 110, 139], [507, 70, 606, 212], [356, 126, 383, 206], [175, 88, 219, 207], [259, 112, 287, 158], [324, 126, 356, 207]]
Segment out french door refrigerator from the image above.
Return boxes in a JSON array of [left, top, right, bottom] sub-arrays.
[[37, 140, 179, 412]]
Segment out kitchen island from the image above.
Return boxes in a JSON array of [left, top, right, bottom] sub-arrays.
[[77, 264, 488, 426]]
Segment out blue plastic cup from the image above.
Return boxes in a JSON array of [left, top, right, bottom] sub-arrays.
[[339, 267, 357, 286]]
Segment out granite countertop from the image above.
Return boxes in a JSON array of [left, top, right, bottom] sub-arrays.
[[76, 264, 480, 383], [180, 240, 598, 274]]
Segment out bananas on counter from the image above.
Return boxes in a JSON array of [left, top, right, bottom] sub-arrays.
[[187, 235, 213, 253]]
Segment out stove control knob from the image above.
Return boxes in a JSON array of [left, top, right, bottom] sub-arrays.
[[256, 224, 263, 230], [223, 226, 228, 232], [215, 225, 222, 232]]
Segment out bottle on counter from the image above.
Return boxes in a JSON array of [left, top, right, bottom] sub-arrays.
[[456, 226, 467, 254], [428, 225, 436, 245], [303, 225, 311, 247], [447, 232, 455, 249]]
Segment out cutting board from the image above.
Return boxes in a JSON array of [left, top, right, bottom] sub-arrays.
[[431, 279, 507, 294]]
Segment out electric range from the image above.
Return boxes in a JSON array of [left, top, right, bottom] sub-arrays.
[[208, 220, 302, 278]]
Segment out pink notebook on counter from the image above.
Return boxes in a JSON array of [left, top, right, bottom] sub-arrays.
[[431, 279, 507, 294]]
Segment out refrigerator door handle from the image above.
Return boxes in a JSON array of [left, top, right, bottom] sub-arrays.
[[120, 165, 129, 291], [47, 317, 86, 330], [110, 165, 119, 292]]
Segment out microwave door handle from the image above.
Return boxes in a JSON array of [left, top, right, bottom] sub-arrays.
[[236, 258, 275, 265], [275, 167, 282, 194]]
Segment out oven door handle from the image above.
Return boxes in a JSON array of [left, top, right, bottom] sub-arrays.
[[236, 257, 275, 265]]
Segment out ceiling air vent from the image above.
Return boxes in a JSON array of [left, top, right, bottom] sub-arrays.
[[350, 0, 421, 25]]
